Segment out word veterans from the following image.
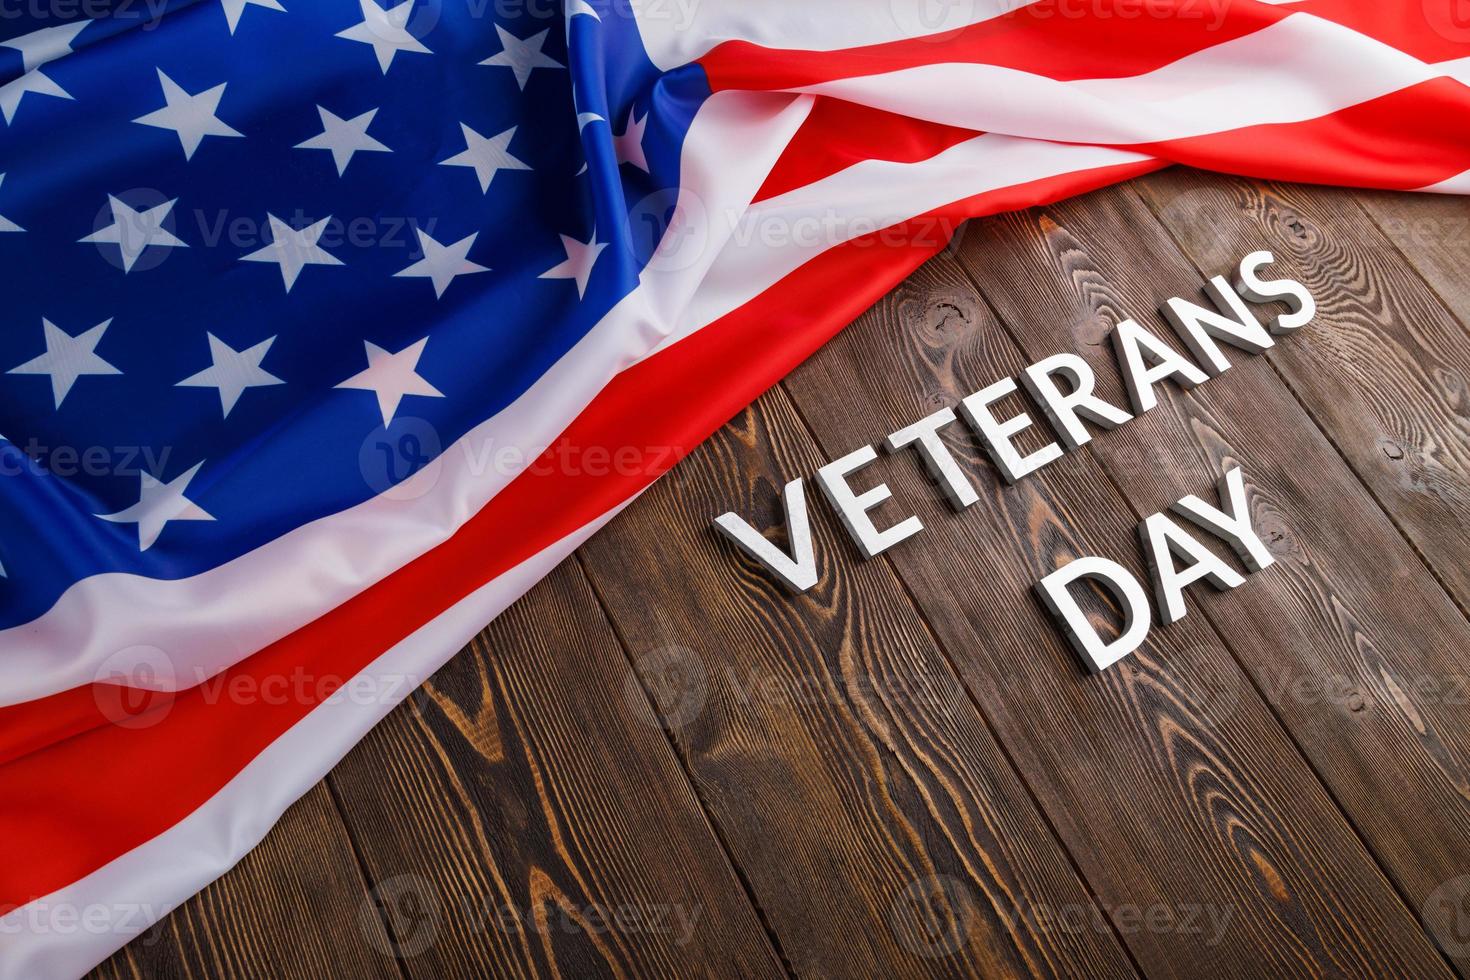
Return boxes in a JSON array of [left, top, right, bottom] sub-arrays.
[[714, 250, 1314, 672]]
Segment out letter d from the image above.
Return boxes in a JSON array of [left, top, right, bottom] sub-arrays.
[[1036, 557, 1152, 672]]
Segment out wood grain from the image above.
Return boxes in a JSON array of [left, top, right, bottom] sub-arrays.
[[1356, 189, 1470, 334], [780, 245, 1452, 978], [322, 559, 785, 979], [952, 182, 1470, 968], [86, 784, 397, 980], [579, 386, 1140, 978]]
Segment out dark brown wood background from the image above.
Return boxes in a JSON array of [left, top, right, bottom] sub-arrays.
[[88, 170, 1470, 979]]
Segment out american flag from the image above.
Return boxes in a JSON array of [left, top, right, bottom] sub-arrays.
[[0, 0, 1466, 973]]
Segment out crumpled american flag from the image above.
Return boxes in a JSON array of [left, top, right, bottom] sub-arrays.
[[0, 0, 1466, 973]]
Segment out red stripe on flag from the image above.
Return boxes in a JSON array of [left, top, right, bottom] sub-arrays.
[[754, 99, 980, 202], [1297, 0, 1470, 65], [1127, 76, 1470, 190], [700, 0, 1293, 93]]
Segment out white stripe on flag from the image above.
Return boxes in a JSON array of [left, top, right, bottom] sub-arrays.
[[791, 16, 1470, 144], [1421, 168, 1470, 193], [628, 0, 1039, 71]]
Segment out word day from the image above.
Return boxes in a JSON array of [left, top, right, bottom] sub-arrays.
[[714, 250, 1315, 672]]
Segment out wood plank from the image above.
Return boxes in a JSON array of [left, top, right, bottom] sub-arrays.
[[779, 246, 1452, 978], [578, 387, 1141, 978], [86, 783, 397, 980], [952, 182, 1470, 968], [323, 559, 786, 979], [1136, 171, 1470, 609], [1357, 190, 1470, 333]]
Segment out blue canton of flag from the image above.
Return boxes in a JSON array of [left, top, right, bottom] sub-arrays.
[[0, 0, 708, 628]]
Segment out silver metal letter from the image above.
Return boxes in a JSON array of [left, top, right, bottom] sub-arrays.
[[816, 445, 923, 560], [714, 478, 819, 593], [1171, 465, 1275, 573], [1235, 250, 1316, 335], [1036, 556, 1152, 672], [1021, 352, 1133, 451], [1111, 318, 1210, 415], [884, 408, 980, 511], [1138, 512, 1246, 626], [957, 377, 1064, 485], [1160, 276, 1274, 376]]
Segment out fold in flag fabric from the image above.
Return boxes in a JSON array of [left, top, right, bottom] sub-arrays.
[[0, 0, 1467, 973]]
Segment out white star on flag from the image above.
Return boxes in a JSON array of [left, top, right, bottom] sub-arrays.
[[439, 123, 530, 194], [335, 338, 444, 425], [479, 26, 563, 90], [133, 70, 244, 160], [80, 196, 189, 273], [0, 21, 87, 72], [395, 229, 489, 298], [614, 106, 649, 172], [221, 0, 285, 35], [295, 106, 391, 175], [177, 334, 284, 417], [0, 72, 70, 125], [0, 174, 22, 233], [240, 214, 345, 292], [336, 0, 431, 74], [8, 318, 121, 408], [96, 462, 215, 552], [0, 22, 88, 124], [539, 230, 607, 298]]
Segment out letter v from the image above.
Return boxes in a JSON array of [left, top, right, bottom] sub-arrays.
[[714, 478, 819, 592]]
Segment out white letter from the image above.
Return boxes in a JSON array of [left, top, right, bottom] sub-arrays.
[[1171, 466, 1275, 573], [1138, 513, 1245, 626], [714, 478, 818, 592], [1021, 352, 1133, 450], [1111, 318, 1209, 414], [816, 445, 923, 559], [1161, 276, 1274, 376], [1036, 556, 1152, 672], [1235, 250, 1315, 334], [884, 407, 979, 511], [957, 377, 1063, 485]]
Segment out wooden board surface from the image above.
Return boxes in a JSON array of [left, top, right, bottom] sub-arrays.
[[87, 172, 1470, 979]]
